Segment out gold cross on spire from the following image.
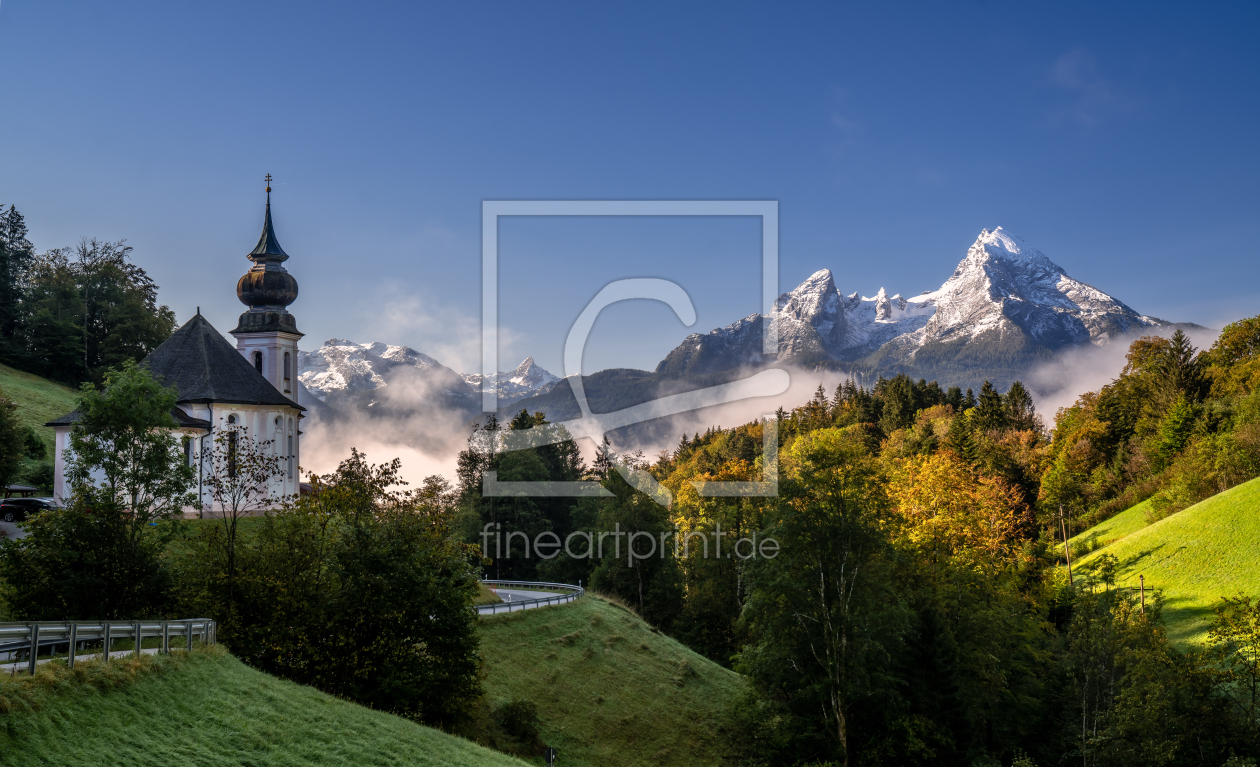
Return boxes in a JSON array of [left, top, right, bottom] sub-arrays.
[[265, 173, 272, 193]]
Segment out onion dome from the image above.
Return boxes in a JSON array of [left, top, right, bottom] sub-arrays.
[[233, 176, 302, 335]]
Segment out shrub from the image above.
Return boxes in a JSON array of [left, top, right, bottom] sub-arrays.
[[0, 490, 174, 620]]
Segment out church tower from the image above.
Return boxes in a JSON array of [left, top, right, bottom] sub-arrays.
[[231, 176, 303, 403]]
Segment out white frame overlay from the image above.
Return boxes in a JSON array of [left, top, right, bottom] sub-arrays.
[[481, 200, 785, 501]]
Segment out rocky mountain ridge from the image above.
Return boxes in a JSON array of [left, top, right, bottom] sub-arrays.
[[297, 340, 559, 411], [656, 227, 1173, 381]]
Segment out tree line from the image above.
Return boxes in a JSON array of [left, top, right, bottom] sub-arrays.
[[0, 203, 175, 492], [0, 203, 175, 386]]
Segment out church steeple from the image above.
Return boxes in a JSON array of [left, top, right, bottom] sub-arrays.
[[249, 175, 289, 261], [233, 175, 301, 335]]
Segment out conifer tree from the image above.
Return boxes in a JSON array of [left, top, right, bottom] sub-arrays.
[[0, 205, 34, 360], [592, 435, 614, 479], [1004, 380, 1039, 431]]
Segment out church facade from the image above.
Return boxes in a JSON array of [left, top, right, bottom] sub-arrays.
[[48, 182, 307, 513]]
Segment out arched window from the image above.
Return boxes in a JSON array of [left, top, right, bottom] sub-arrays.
[[283, 352, 291, 392], [287, 434, 294, 479], [253, 351, 263, 374], [226, 415, 238, 478], [182, 436, 192, 465]]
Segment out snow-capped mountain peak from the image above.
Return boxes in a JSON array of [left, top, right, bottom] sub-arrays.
[[656, 227, 1173, 381], [298, 340, 560, 412], [297, 339, 451, 402], [464, 357, 561, 404]]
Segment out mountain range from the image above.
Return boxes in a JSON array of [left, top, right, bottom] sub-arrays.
[[657, 227, 1173, 381], [298, 340, 559, 412], [298, 228, 1197, 434]]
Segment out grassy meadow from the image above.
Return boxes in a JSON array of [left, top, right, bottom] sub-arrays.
[[478, 594, 746, 767], [1070, 476, 1260, 646], [0, 362, 78, 458], [0, 646, 529, 767]]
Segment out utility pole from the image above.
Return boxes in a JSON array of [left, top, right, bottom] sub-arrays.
[[1060, 504, 1075, 587]]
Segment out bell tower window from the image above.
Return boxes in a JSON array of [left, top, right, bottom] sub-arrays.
[[253, 351, 263, 374], [283, 352, 291, 393]]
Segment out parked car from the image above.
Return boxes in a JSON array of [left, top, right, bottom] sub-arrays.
[[0, 497, 58, 523]]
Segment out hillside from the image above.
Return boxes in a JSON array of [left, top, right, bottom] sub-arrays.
[[478, 594, 747, 767], [0, 647, 529, 767], [0, 362, 78, 456], [1071, 477, 1260, 646]]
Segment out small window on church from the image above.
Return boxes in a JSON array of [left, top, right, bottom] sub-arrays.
[[275, 416, 282, 427], [253, 351, 263, 374], [183, 436, 192, 465], [283, 352, 291, 392], [227, 414, 237, 425], [287, 434, 294, 479]]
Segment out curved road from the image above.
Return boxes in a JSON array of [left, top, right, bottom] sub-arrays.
[[477, 582, 582, 615], [492, 588, 559, 604]]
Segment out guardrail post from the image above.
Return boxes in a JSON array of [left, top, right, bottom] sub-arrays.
[[186, 621, 193, 652], [133, 622, 142, 658], [26, 624, 39, 675], [68, 623, 78, 669], [104, 623, 112, 662], [162, 621, 170, 654]]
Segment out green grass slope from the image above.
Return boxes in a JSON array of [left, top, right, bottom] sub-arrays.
[[1073, 477, 1260, 646], [0, 648, 529, 767], [1064, 499, 1156, 558], [0, 362, 78, 456], [479, 594, 746, 767]]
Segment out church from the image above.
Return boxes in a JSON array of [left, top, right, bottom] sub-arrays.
[[47, 180, 307, 512]]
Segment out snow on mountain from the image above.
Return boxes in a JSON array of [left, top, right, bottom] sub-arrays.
[[463, 357, 561, 405], [656, 227, 1169, 377], [297, 339, 464, 403], [911, 227, 1161, 355], [298, 340, 559, 411]]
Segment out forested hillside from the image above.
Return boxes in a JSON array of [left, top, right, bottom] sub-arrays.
[[456, 316, 1260, 766]]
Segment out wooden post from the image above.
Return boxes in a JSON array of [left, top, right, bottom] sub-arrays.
[[1140, 575, 1146, 613], [26, 624, 39, 675], [1060, 504, 1075, 587], [103, 623, 112, 662], [68, 623, 78, 669]]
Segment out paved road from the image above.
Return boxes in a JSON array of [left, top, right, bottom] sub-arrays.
[[477, 587, 574, 615], [1, 647, 161, 674], [0, 521, 27, 540]]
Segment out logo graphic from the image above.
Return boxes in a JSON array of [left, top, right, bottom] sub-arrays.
[[481, 201, 787, 504]]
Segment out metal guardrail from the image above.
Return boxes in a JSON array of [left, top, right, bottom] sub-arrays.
[[477, 580, 583, 615], [0, 619, 216, 676]]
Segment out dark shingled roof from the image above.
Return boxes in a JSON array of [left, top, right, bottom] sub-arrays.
[[144, 313, 304, 409], [47, 406, 212, 429], [47, 314, 303, 426]]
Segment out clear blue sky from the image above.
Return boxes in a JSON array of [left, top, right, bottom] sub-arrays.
[[2, 1, 1257, 376]]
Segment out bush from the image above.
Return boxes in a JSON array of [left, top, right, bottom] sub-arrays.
[[21, 461, 53, 490], [492, 699, 541, 744], [0, 490, 174, 620], [20, 427, 45, 460]]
